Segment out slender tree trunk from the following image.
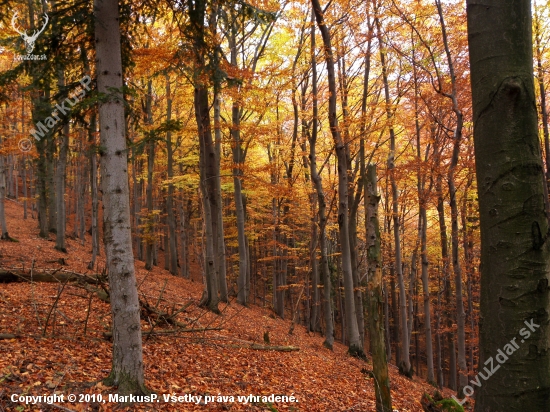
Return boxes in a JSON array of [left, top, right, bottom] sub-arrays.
[[54, 71, 69, 252], [467, 1, 550, 409], [534, 5, 550, 196], [189, 0, 220, 313], [165, 74, 178, 276], [309, 12, 333, 347], [411, 27, 435, 384], [22, 155, 27, 220], [47, 136, 57, 233], [231, 96, 249, 306], [0, 156, 9, 239], [312, 0, 363, 357], [376, 15, 410, 375], [420, 207, 435, 383], [436, 174, 457, 390], [88, 115, 99, 270], [365, 164, 392, 412], [212, 92, 228, 302], [145, 80, 155, 270], [94, 0, 147, 395]]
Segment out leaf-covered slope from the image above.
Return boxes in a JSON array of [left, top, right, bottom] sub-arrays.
[[0, 199, 464, 411]]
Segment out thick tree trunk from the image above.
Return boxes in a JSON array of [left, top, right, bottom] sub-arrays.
[[94, 0, 147, 395], [467, 1, 550, 410]]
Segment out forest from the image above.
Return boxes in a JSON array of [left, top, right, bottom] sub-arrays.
[[0, 0, 549, 411]]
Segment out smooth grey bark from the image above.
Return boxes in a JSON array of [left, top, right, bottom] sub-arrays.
[[0, 156, 8, 239], [188, 0, 220, 313], [179, 196, 190, 279], [376, 15, 410, 375], [55, 71, 68, 253], [312, 0, 363, 357], [165, 74, 178, 276], [94, 0, 147, 395], [337, 32, 365, 350], [212, 92, 228, 302], [411, 33, 435, 383], [309, 12, 334, 348], [461, 181, 476, 378], [22, 155, 28, 220], [145, 80, 155, 271], [436, 171, 457, 390], [88, 115, 99, 270], [365, 164, 392, 412], [467, 1, 550, 410], [47, 137, 57, 234], [208, 4, 228, 301], [21, 99, 27, 220], [433, 0, 468, 394]]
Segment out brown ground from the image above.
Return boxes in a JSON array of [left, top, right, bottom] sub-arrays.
[[0, 199, 468, 411]]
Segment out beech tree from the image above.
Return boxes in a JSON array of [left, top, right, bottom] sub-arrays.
[[467, 0, 550, 410], [94, 0, 148, 395], [312, 0, 365, 358]]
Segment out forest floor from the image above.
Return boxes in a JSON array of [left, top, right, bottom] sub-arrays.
[[0, 199, 468, 411]]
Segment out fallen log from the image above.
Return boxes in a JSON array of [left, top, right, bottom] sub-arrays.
[[102, 327, 222, 339], [212, 334, 300, 352], [248, 343, 299, 352], [0, 333, 19, 340], [0, 269, 101, 285]]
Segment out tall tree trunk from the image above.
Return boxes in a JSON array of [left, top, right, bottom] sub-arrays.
[[312, 0, 364, 358], [232, 95, 249, 306], [365, 164, 392, 412], [145, 80, 155, 270], [467, 1, 550, 410], [47, 136, 57, 234], [22, 155, 28, 220], [534, 4, 550, 196], [434, 0, 468, 394], [0, 155, 9, 239], [436, 174, 457, 390], [309, 11, 334, 348], [55, 71, 69, 253], [376, 15, 410, 375], [188, 0, 220, 313], [420, 206, 434, 383], [165, 74, 178, 276], [212, 92, 228, 302], [88, 115, 99, 270], [94, 0, 147, 395]]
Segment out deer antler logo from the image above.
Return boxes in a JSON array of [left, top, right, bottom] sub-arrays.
[[11, 11, 49, 54]]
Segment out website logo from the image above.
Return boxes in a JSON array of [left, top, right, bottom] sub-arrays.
[[11, 10, 48, 59]]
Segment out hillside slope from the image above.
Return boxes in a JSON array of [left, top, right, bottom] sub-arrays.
[[0, 199, 464, 411]]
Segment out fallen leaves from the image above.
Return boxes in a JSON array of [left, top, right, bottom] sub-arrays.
[[0, 199, 468, 411]]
